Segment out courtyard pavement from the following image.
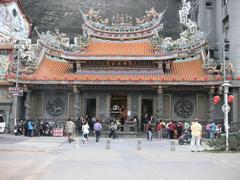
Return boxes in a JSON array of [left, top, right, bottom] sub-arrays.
[[0, 134, 240, 180]]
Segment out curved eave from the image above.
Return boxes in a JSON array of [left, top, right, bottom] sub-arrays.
[[17, 80, 223, 86], [85, 20, 162, 35], [90, 31, 158, 41], [84, 14, 163, 34], [59, 54, 177, 61]]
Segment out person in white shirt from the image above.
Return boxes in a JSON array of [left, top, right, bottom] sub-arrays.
[[82, 121, 90, 143]]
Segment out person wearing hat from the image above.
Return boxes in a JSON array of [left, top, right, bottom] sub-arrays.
[[190, 118, 202, 152]]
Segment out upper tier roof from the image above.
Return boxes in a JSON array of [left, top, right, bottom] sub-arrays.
[[22, 0, 181, 41], [13, 55, 222, 86], [82, 39, 155, 56]]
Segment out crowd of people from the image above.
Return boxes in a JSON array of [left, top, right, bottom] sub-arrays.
[[143, 114, 224, 151], [20, 113, 224, 153], [65, 115, 119, 143]]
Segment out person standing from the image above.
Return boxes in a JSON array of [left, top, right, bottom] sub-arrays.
[[109, 121, 114, 138], [27, 119, 34, 137], [146, 121, 153, 141], [210, 121, 217, 140], [190, 118, 202, 152], [82, 121, 90, 143], [206, 122, 211, 139], [156, 120, 165, 140], [93, 120, 102, 142], [65, 118, 76, 143]]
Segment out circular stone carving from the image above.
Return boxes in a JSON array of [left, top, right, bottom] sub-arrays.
[[46, 97, 64, 116], [174, 98, 193, 118]]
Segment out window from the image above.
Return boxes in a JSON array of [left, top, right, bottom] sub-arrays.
[[222, 0, 228, 6], [222, 15, 229, 32], [0, 116, 4, 122], [206, 1, 213, 8]]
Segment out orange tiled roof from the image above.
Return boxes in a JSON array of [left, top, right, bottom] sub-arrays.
[[80, 39, 155, 56], [20, 56, 215, 83], [0, 44, 14, 50], [0, 80, 12, 85]]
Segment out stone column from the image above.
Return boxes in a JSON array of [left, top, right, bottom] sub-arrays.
[[137, 94, 142, 131], [165, 61, 171, 72], [73, 86, 80, 121], [156, 86, 163, 121], [127, 94, 131, 118], [69, 63, 74, 70], [24, 90, 31, 120], [157, 62, 163, 74], [105, 94, 111, 119], [207, 86, 215, 121], [76, 62, 81, 73], [232, 88, 240, 128], [96, 95, 100, 117]]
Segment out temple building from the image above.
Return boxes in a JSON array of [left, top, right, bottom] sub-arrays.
[[0, 0, 237, 134]]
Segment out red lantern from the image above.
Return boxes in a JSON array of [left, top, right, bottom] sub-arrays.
[[204, 75, 208, 81], [226, 75, 232, 81], [213, 95, 220, 105], [228, 95, 234, 104], [237, 76, 240, 80], [215, 75, 222, 81]]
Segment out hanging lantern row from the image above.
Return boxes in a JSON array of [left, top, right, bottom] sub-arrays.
[[213, 95, 220, 105], [213, 95, 235, 105], [227, 95, 234, 104]]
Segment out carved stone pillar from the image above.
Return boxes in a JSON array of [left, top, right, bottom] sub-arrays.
[[137, 94, 142, 131], [207, 86, 215, 121], [165, 61, 171, 72], [157, 62, 163, 74], [24, 90, 31, 120], [73, 86, 80, 121], [69, 63, 73, 70], [156, 86, 163, 120], [76, 62, 81, 73], [105, 94, 111, 119], [127, 94, 131, 117], [96, 95, 100, 118]]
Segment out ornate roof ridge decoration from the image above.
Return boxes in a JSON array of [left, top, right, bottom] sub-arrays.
[[0, 36, 14, 49], [37, 28, 89, 53], [0, 0, 32, 39], [151, 0, 208, 58], [81, 7, 166, 41]]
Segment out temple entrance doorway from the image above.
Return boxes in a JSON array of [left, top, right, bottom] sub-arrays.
[[141, 99, 153, 130], [110, 94, 127, 124], [85, 98, 96, 118]]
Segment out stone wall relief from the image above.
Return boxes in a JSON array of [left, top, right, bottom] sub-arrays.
[[46, 97, 65, 116], [174, 97, 194, 118]]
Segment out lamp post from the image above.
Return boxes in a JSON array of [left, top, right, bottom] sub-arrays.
[[221, 41, 231, 151], [13, 41, 20, 133], [221, 82, 231, 151]]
